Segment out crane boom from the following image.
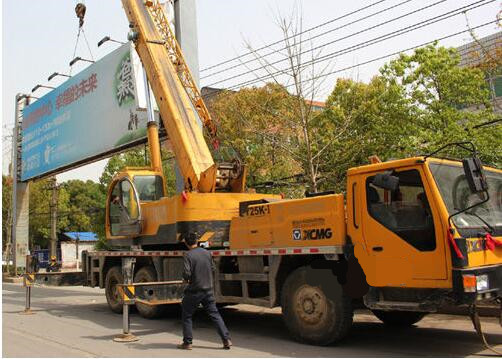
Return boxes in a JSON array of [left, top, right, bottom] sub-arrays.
[[144, 1, 218, 142], [122, 0, 217, 192]]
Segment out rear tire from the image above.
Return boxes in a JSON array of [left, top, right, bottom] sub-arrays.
[[281, 266, 353, 345], [372, 310, 426, 326], [105, 266, 123, 314], [134, 266, 166, 319]]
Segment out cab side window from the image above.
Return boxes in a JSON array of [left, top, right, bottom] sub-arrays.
[[133, 175, 164, 201], [366, 169, 436, 251]]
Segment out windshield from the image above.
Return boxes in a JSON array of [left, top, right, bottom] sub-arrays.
[[429, 162, 502, 237]]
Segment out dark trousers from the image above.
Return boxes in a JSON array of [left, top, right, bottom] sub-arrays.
[[182, 289, 230, 344]]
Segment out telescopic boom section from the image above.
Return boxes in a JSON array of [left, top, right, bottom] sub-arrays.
[[122, 0, 217, 192]]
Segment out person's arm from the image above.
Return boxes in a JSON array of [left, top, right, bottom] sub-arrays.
[[182, 253, 191, 283]]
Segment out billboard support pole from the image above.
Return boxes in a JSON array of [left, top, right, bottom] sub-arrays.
[[11, 94, 30, 276], [173, 0, 200, 193]]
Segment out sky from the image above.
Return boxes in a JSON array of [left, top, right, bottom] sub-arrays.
[[2, 0, 500, 183]]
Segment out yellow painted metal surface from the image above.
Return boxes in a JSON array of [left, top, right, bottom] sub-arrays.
[[122, 0, 216, 192], [347, 158, 501, 289], [349, 163, 450, 289], [230, 194, 346, 249], [106, 186, 281, 241], [147, 122, 162, 173]]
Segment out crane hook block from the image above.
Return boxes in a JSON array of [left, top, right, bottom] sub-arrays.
[[75, 3, 86, 28]]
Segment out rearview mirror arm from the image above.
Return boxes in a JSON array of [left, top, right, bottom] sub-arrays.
[[424, 142, 476, 160]]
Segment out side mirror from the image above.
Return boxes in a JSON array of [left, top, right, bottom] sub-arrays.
[[372, 171, 399, 191], [462, 156, 488, 193]]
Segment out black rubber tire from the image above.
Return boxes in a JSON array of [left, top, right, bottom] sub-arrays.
[[281, 266, 353, 345], [372, 310, 427, 326], [105, 266, 123, 314], [134, 266, 166, 319]]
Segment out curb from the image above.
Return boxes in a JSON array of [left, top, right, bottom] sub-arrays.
[[2, 275, 23, 284]]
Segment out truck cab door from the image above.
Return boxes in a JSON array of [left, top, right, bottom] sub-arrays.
[[360, 167, 447, 287], [108, 177, 142, 237]]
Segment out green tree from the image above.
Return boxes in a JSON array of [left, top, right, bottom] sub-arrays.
[[2, 176, 13, 256], [321, 44, 501, 192], [60, 180, 107, 239], [28, 178, 70, 249], [380, 44, 501, 166], [211, 84, 306, 197], [318, 76, 413, 191]]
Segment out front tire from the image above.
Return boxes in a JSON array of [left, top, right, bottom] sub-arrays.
[[105, 266, 123, 314], [134, 266, 166, 319], [281, 266, 353, 345], [372, 310, 426, 326]]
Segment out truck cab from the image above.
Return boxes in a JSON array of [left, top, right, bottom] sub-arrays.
[[346, 156, 501, 308]]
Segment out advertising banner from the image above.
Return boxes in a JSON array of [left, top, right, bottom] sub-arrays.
[[21, 43, 152, 181]]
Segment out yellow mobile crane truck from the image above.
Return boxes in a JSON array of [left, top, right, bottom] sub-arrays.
[[26, 0, 501, 347]]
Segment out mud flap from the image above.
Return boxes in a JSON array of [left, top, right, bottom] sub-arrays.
[[469, 303, 502, 355]]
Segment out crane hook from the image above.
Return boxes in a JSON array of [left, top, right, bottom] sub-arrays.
[[75, 3, 86, 28]]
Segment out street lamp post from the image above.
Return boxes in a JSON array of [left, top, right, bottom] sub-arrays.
[[48, 72, 71, 82], [69, 57, 95, 67], [31, 84, 55, 93], [97, 36, 125, 47]]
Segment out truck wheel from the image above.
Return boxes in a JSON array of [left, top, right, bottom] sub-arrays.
[[372, 310, 426, 326], [105, 266, 123, 314], [281, 266, 353, 345], [134, 266, 166, 319]]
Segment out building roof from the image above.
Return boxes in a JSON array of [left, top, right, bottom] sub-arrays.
[[304, 99, 326, 108], [457, 31, 501, 68], [62, 232, 98, 242]]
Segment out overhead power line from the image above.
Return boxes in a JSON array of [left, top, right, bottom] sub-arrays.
[[207, 0, 495, 89], [201, 20, 496, 101], [201, 0, 417, 80], [281, 20, 498, 91], [200, 0, 390, 73], [205, 0, 493, 89]]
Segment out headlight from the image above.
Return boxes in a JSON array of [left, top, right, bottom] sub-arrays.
[[476, 274, 489, 291]]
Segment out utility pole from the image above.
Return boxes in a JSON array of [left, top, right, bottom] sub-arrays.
[[49, 176, 58, 259]]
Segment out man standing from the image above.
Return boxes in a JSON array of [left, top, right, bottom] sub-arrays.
[[178, 235, 232, 350]]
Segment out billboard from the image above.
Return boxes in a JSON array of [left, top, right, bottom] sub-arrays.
[[21, 43, 153, 181]]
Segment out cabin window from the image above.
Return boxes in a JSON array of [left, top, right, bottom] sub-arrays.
[[366, 169, 436, 251], [133, 175, 164, 201]]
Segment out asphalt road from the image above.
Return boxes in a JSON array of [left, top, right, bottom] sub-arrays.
[[2, 283, 501, 357]]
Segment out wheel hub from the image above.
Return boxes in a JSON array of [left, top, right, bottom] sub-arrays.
[[303, 298, 314, 314], [294, 285, 327, 325]]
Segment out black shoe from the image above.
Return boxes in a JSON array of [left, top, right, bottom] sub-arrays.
[[177, 342, 192, 350], [222, 339, 232, 349]]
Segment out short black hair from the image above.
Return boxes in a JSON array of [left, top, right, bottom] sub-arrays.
[[184, 233, 198, 246]]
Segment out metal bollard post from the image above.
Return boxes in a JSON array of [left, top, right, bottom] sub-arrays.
[[20, 273, 35, 315], [114, 257, 138, 342]]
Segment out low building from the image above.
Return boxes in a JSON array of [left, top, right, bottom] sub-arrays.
[[60, 232, 98, 269], [457, 31, 502, 114]]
